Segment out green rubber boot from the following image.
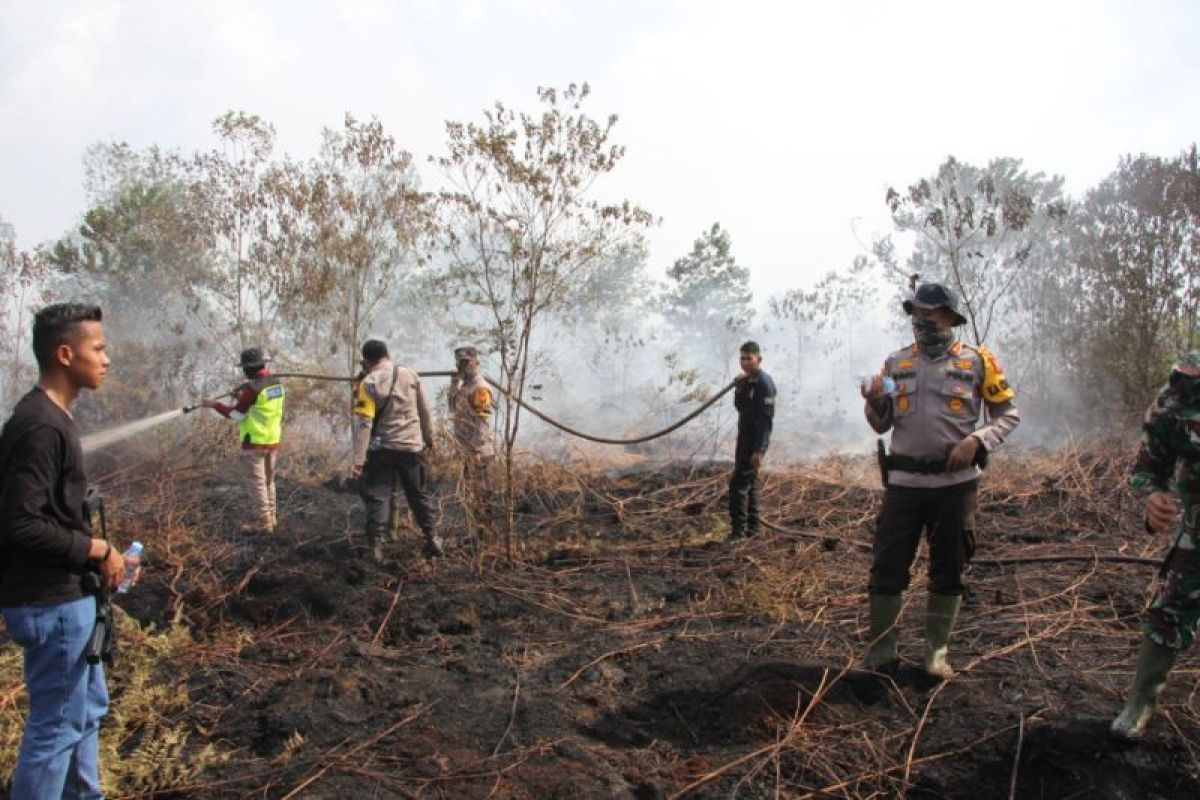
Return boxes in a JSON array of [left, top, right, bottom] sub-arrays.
[[859, 594, 903, 669], [1111, 637, 1178, 741], [924, 593, 961, 680]]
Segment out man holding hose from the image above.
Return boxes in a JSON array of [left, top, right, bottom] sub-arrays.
[[352, 339, 442, 563], [201, 347, 285, 535]]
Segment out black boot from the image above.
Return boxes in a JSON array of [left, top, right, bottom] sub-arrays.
[[422, 530, 445, 559]]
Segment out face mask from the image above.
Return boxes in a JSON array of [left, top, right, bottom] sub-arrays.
[[912, 317, 954, 355]]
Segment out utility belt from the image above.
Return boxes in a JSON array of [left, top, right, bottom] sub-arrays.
[[876, 441, 988, 487]]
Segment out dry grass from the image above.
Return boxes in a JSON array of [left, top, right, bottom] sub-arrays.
[[2, 438, 1192, 798]]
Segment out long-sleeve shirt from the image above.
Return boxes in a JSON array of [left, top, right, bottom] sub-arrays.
[[1131, 381, 1200, 500], [211, 367, 281, 450], [864, 340, 1020, 488], [734, 369, 776, 456], [0, 387, 94, 607], [352, 359, 433, 465]]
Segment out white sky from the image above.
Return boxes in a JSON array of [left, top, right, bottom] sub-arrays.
[[2, 0, 1198, 299]]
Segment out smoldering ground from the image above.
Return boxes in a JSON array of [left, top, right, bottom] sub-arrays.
[[23, 437, 1193, 799]]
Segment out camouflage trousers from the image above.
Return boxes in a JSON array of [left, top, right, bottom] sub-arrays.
[[1146, 525, 1200, 651]]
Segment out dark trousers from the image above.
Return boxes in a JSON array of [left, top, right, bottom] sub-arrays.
[[729, 447, 761, 535], [361, 449, 437, 542], [870, 480, 978, 596]]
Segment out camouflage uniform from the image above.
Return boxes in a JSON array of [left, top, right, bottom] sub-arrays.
[[1132, 351, 1200, 651]]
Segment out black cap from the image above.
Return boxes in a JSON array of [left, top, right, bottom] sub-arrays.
[[740, 341, 762, 354], [454, 346, 480, 360], [361, 339, 388, 363], [237, 347, 267, 369], [902, 283, 968, 327]]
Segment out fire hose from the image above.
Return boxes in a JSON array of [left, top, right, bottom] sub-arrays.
[[186, 371, 737, 446], [181, 371, 1163, 569]]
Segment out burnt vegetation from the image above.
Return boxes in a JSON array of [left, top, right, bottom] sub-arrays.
[[2, 84, 1200, 798], [0, 440, 1186, 799]]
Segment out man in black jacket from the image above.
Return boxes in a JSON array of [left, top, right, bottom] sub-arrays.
[[0, 303, 125, 799], [728, 341, 776, 540]]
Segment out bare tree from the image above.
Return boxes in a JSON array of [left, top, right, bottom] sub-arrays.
[[882, 156, 1068, 346], [435, 83, 653, 556], [265, 114, 433, 376], [0, 218, 49, 406]]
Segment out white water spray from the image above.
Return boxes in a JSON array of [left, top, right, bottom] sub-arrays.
[[81, 408, 185, 456]]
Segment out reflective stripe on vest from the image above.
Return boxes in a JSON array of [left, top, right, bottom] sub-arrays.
[[239, 379, 285, 446]]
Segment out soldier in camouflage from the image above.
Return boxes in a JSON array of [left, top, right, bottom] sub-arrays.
[[1112, 352, 1200, 739]]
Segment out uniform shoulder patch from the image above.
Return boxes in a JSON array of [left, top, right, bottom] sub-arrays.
[[977, 345, 1015, 403]]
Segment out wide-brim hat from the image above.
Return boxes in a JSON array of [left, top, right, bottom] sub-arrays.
[[902, 282, 969, 327], [236, 347, 268, 369]]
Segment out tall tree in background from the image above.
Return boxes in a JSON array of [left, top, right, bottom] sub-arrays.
[[661, 222, 754, 337], [769, 256, 880, 391], [881, 157, 1068, 346], [0, 218, 49, 406], [190, 112, 280, 352], [48, 144, 215, 415], [436, 82, 653, 556], [1071, 146, 1200, 413], [267, 115, 432, 376]]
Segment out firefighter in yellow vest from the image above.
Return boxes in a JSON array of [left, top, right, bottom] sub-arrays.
[[201, 347, 285, 534], [448, 346, 496, 541]]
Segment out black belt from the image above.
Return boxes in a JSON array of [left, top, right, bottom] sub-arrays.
[[885, 454, 949, 475], [885, 450, 989, 475]]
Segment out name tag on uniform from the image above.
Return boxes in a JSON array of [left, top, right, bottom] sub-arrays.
[[265, 385, 284, 400]]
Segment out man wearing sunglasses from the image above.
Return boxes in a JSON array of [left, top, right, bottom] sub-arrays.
[[859, 282, 1020, 679], [728, 341, 776, 541]]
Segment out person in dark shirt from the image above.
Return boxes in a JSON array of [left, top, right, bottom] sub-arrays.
[[728, 341, 776, 540], [0, 303, 125, 799]]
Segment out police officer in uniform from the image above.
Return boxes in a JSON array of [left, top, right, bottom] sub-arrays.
[[448, 346, 497, 542], [729, 341, 776, 540], [859, 284, 1020, 678]]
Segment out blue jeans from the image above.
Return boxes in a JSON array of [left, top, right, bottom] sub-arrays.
[[3, 596, 108, 800]]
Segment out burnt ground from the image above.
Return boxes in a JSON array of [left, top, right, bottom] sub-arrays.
[[77, 449, 1200, 797]]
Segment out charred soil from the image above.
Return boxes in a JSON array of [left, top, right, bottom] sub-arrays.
[[66, 448, 1200, 797]]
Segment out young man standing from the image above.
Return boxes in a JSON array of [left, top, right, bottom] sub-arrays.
[[201, 348, 285, 535], [0, 303, 127, 798], [351, 339, 442, 562], [728, 341, 776, 540]]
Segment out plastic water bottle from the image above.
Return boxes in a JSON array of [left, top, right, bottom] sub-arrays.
[[859, 375, 898, 396], [116, 541, 143, 594]]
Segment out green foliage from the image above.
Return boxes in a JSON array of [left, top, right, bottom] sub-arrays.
[[661, 222, 754, 333], [0, 609, 228, 795], [1068, 146, 1200, 413]]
